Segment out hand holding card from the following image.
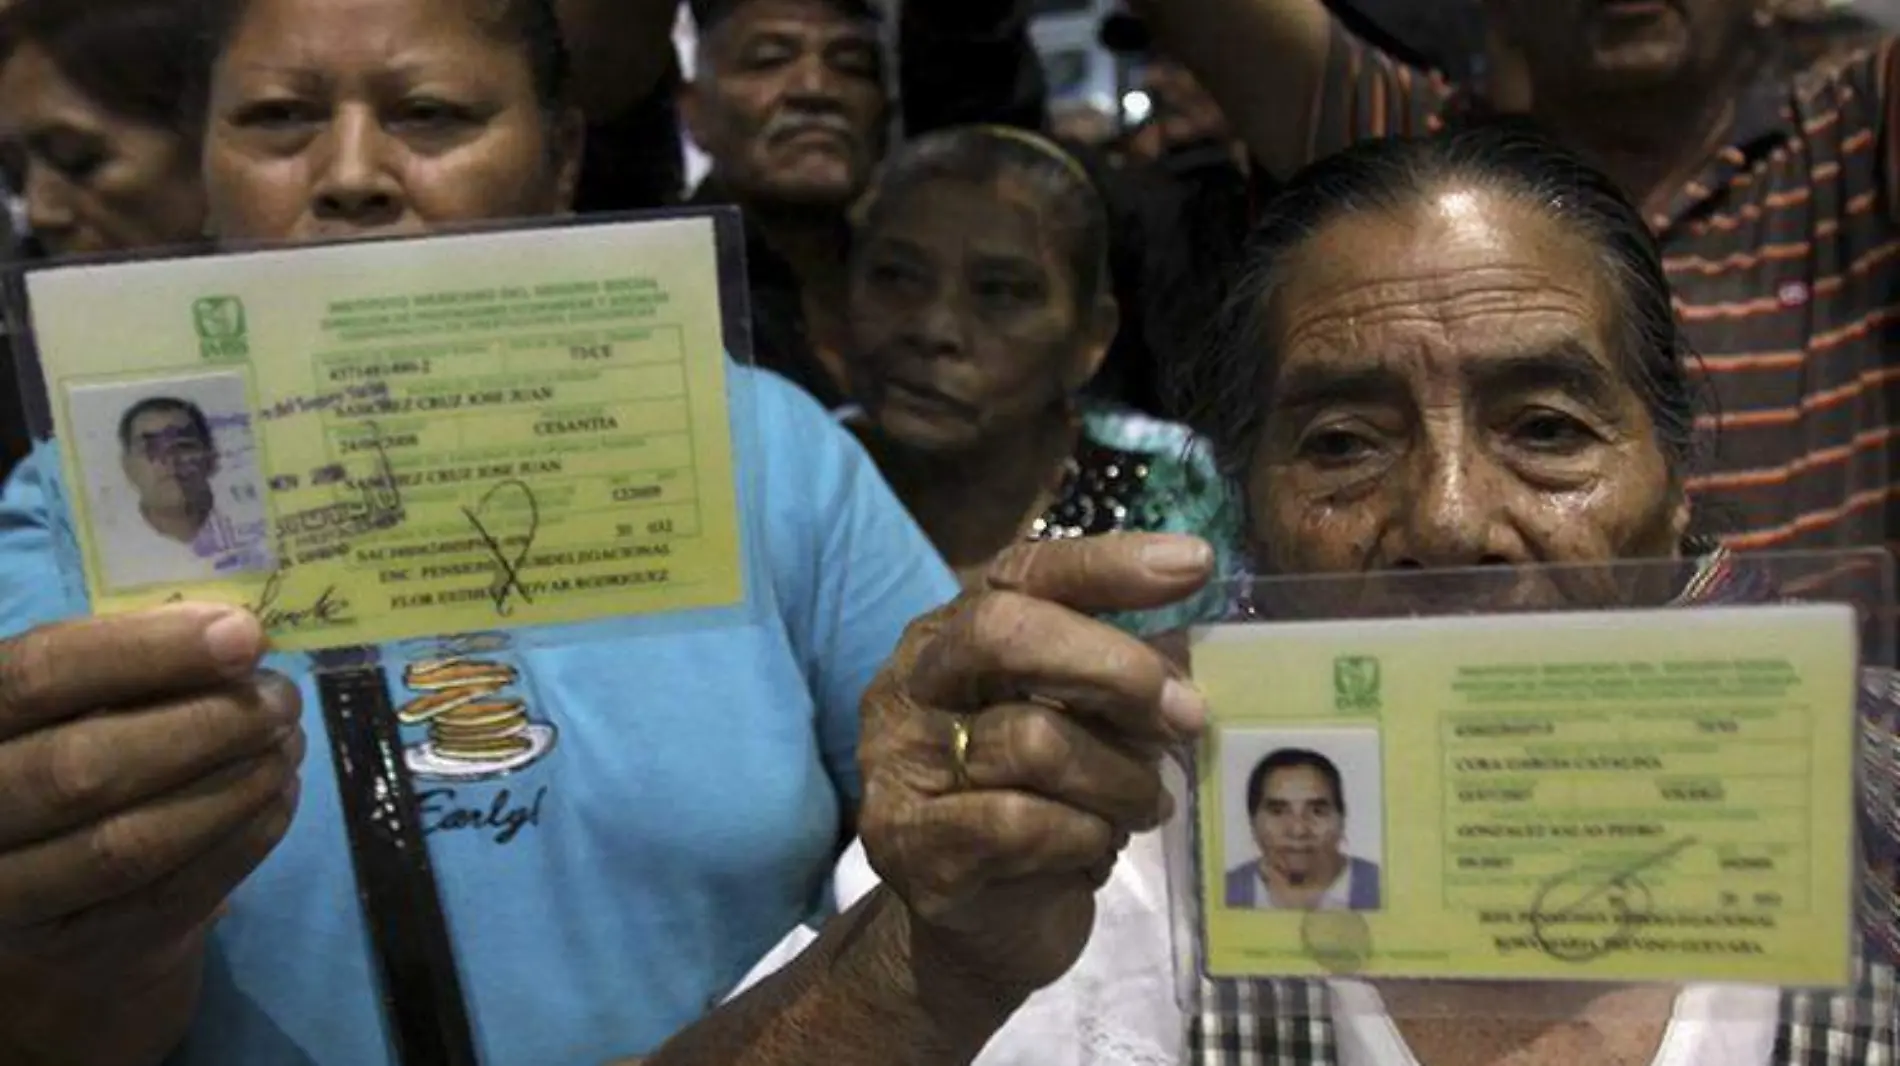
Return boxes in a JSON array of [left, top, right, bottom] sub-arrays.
[[0, 603, 302, 1064], [1188, 583, 1867, 989], [859, 532, 1214, 994]]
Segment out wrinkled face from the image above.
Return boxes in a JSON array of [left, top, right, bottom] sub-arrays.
[[122, 407, 217, 510], [0, 43, 205, 255], [1489, 0, 1762, 96], [1252, 766, 1344, 879], [1245, 186, 1688, 610], [847, 178, 1107, 453], [203, 0, 579, 243], [684, 0, 886, 209]]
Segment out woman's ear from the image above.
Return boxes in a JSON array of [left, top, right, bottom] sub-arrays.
[[1065, 293, 1120, 392]]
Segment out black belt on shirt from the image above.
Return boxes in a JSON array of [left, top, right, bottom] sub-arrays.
[[312, 646, 479, 1066]]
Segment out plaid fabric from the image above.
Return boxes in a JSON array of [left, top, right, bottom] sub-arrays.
[[1192, 977, 1333, 1066], [1188, 548, 1900, 1065]]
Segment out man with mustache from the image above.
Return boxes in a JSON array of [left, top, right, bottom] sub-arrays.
[[683, 0, 1044, 409], [1135, 0, 1900, 556]]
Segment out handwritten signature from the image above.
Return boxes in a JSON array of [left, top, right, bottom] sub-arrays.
[[155, 569, 353, 632], [1527, 836, 1697, 963], [462, 478, 540, 616], [273, 421, 407, 561], [247, 570, 354, 631]]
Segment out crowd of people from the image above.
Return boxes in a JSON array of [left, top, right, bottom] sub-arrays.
[[0, 0, 1895, 1064]]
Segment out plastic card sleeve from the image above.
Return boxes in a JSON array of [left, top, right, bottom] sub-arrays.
[[1154, 549, 1897, 1028], [3, 207, 773, 671]]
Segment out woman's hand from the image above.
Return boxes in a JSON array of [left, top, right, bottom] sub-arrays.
[[0, 604, 303, 1065], [859, 532, 1214, 994]]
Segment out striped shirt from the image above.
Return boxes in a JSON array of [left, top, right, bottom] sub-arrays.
[[1299, 23, 1900, 554]]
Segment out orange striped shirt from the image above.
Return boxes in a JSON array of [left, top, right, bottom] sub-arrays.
[[1305, 25, 1900, 552]]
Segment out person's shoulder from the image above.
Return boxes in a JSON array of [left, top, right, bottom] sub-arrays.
[[735, 364, 837, 435], [1079, 405, 1246, 632], [732, 365, 859, 535], [1081, 404, 1206, 462], [0, 443, 84, 635], [1079, 403, 1230, 507], [736, 366, 954, 604], [1789, 35, 1897, 109], [1081, 403, 1242, 540], [736, 365, 876, 490]]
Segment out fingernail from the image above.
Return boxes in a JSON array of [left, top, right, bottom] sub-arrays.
[[257, 673, 301, 727], [204, 609, 264, 678], [1140, 536, 1212, 576], [1160, 677, 1207, 734]]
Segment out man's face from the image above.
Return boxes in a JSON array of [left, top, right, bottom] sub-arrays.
[[122, 408, 216, 510], [684, 0, 887, 208], [1490, 0, 1762, 97], [1252, 766, 1345, 879]]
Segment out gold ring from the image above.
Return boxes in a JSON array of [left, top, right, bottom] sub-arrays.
[[949, 716, 973, 789]]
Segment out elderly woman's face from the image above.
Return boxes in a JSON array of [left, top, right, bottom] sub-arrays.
[[0, 44, 204, 256], [202, 0, 579, 243], [1246, 187, 1687, 586], [847, 178, 1106, 452]]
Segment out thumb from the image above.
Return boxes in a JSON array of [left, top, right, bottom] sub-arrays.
[[0, 602, 265, 742], [984, 533, 1214, 615]]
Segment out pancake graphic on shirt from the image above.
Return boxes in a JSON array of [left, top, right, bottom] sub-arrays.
[[396, 636, 557, 780]]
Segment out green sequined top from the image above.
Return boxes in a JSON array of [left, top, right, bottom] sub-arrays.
[[1026, 403, 1242, 636]]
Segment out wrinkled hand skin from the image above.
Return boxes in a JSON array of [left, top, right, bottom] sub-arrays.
[[859, 533, 1214, 994], [0, 604, 304, 1066]]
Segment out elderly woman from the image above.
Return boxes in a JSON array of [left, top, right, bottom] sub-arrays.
[[0, 0, 211, 478], [0, 0, 207, 256], [1156, 121, 1895, 1066], [842, 123, 1237, 627], [686, 123, 1897, 1066]]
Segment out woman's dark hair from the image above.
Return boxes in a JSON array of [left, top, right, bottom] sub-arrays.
[[1245, 748, 1345, 817], [0, 0, 209, 135], [195, 0, 572, 115], [117, 396, 212, 452], [1174, 119, 1697, 485], [857, 125, 1112, 313]]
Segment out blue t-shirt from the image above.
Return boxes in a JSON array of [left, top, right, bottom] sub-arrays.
[[0, 368, 957, 1065]]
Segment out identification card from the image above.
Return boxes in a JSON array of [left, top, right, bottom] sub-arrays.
[[20, 216, 746, 649], [1193, 603, 1860, 986]]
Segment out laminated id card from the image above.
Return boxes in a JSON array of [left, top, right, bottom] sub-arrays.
[[1184, 553, 1893, 991], [9, 211, 756, 650]]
